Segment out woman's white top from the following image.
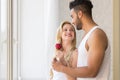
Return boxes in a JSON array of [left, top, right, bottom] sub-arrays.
[[52, 69, 67, 80]]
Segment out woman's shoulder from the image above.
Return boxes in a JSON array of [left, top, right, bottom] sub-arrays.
[[73, 48, 78, 53]]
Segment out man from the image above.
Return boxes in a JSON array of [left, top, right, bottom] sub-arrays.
[[52, 0, 111, 80]]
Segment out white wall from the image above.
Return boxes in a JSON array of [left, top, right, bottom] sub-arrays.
[[92, 0, 113, 79], [92, 0, 113, 47]]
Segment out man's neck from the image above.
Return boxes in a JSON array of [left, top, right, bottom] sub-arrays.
[[82, 18, 97, 33]]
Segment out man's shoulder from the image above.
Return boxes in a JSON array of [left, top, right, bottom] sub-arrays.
[[88, 27, 108, 48], [91, 28, 107, 39]]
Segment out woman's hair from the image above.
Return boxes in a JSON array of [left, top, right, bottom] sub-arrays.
[[56, 21, 76, 51], [55, 21, 76, 67]]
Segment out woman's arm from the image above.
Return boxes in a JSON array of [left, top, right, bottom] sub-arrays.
[[65, 49, 78, 80], [71, 49, 78, 68]]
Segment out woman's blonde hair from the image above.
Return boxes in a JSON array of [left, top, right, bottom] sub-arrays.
[[56, 21, 76, 50]]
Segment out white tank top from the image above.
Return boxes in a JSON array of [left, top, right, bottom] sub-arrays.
[[77, 26, 111, 80], [52, 69, 67, 80]]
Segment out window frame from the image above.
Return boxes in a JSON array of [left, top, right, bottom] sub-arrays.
[[113, 0, 120, 80]]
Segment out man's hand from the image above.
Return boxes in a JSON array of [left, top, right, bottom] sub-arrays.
[[52, 58, 64, 72]]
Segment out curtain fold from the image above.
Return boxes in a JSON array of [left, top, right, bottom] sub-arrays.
[[44, 0, 59, 79]]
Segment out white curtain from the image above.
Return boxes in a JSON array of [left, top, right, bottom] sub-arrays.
[[0, 0, 7, 79], [44, 0, 59, 79], [15, 0, 59, 80]]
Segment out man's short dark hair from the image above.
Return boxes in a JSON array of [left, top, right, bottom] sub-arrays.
[[69, 0, 93, 17]]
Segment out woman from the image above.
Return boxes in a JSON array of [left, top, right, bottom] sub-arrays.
[[50, 21, 78, 80]]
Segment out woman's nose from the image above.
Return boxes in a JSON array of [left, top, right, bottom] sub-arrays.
[[67, 30, 71, 33]]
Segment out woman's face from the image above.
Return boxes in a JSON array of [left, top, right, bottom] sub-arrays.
[[61, 24, 75, 42]]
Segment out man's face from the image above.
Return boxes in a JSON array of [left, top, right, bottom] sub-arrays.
[[70, 9, 82, 30]]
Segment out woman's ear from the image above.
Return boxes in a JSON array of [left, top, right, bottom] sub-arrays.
[[77, 11, 83, 18]]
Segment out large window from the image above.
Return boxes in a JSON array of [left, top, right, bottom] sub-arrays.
[[1, 0, 60, 80]]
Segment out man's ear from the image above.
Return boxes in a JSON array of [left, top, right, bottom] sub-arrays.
[[77, 11, 83, 18]]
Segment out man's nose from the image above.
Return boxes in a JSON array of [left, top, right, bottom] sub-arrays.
[[71, 21, 74, 25]]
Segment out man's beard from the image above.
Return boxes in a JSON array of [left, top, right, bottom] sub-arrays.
[[76, 23, 82, 30], [76, 18, 82, 30]]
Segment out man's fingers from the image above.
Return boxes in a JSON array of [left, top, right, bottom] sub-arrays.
[[52, 58, 57, 69], [53, 57, 57, 62]]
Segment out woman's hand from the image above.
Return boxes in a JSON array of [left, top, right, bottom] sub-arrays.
[[55, 51, 64, 61], [55, 51, 67, 66]]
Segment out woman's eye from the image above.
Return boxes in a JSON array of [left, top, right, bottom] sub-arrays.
[[70, 29, 74, 31], [71, 29, 73, 31], [63, 29, 67, 31]]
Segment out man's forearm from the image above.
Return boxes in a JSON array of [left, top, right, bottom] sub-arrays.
[[61, 66, 97, 78]]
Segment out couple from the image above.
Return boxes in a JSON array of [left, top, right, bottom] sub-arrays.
[[51, 0, 111, 80]]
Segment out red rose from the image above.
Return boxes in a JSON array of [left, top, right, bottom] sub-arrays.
[[55, 43, 62, 50]]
